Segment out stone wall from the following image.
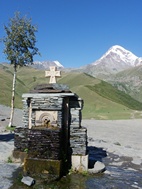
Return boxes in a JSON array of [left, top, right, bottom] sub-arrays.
[[28, 128, 62, 160], [69, 98, 87, 156], [18, 92, 87, 160], [14, 127, 29, 151], [70, 127, 87, 155], [14, 85, 88, 175], [14, 127, 62, 160], [22, 94, 63, 128]]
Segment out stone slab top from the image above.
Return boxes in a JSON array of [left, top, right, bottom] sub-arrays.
[[30, 84, 71, 94], [22, 93, 78, 98]]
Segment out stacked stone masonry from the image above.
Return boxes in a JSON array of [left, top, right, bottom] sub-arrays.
[[14, 127, 62, 160], [22, 95, 63, 128], [70, 127, 87, 155], [16, 90, 87, 162], [28, 128, 62, 160], [14, 127, 29, 151]]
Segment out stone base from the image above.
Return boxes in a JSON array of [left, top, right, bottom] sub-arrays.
[[24, 158, 62, 178], [71, 155, 88, 172], [13, 150, 28, 163]]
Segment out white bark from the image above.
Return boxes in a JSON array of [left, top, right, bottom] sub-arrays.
[[8, 68, 16, 127]]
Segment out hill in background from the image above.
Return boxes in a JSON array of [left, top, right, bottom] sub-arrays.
[[0, 64, 142, 120], [2, 45, 142, 108], [105, 65, 142, 103]]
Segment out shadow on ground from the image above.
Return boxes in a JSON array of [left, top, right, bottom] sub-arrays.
[[0, 133, 14, 142], [87, 146, 107, 168]]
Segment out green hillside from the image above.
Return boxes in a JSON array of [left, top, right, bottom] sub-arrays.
[[0, 64, 142, 119], [87, 80, 142, 110], [106, 65, 142, 103]]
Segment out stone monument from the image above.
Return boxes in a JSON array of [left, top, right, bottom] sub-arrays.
[[13, 66, 88, 180]]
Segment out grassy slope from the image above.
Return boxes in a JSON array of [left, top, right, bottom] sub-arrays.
[[59, 72, 142, 119], [0, 64, 47, 107], [0, 64, 142, 119], [87, 81, 142, 110], [107, 65, 142, 103]]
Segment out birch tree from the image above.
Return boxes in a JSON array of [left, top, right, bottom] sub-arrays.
[[2, 12, 40, 127]]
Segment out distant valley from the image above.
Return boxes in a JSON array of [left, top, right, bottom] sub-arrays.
[[0, 62, 142, 120], [30, 45, 142, 103], [1, 45, 142, 119]]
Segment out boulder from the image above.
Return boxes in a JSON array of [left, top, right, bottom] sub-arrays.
[[88, 161, 105, 174]]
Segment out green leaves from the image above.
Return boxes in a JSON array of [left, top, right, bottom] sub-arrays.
[[2, 12, 40, 69]]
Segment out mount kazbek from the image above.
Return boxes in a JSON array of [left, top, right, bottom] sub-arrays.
[[82, 45, 142, 79]]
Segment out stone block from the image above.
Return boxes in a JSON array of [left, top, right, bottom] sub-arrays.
[[13, 150, 28, 163], [21, 176, 35, 186], [71, 155, 88, 172], [24, 158, 62, 177]]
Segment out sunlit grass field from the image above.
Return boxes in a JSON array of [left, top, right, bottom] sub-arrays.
[[0, 64, 142, 119]]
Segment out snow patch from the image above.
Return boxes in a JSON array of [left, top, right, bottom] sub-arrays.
[[53, 60, 64, 67]]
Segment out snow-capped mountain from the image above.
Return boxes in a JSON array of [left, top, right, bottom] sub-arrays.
[[84, 45, 142, 79], [32, 60, 64, 70], [98, 45, 138, 66]]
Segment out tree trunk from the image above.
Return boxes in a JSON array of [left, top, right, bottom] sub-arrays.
[[8, 67, 17, 127]]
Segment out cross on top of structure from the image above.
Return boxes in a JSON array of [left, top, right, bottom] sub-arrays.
[[45, 66, 61, 84]]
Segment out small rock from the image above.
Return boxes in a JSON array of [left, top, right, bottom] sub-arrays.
[[21, 176, 35, 186], [1, 119, 5, 121], [132, 157, 142, 165], [125, 145, 131, 148], [104, 170, 111, 175], [88, 161, 106, 174], [114, 158, 120, 161], [114, 142, 121, 146]]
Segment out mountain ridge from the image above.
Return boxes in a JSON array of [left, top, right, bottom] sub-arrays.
[[83, 45, 142, 79], [32, 60, 64, 70], [1, 45, 142, 104], [1, 45, 142, 71], [98, 45, 140, 66], [0, 64, 142, 119]]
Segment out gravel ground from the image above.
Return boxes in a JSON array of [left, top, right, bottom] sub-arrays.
[[0, 163, 20, 189], [0, 105, 23, 132], [0, 133, 21, 189], [0, 105, 142, 188], [0, 105, 22, 189], [82, 119, 142, 169]]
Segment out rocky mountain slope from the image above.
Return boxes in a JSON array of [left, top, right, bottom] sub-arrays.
[[105, 65, 142, 102], [32, 60, 64, 70], [1, 63, 142, 119], [83, 45, 142, 79], [1, 45, 142, 104], [81, 45, 142, 103]]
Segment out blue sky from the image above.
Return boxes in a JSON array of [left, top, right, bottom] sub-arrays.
[[0, 0, 142, 68]]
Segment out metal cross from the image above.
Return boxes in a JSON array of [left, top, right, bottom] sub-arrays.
[[45, 66, 61, 83]]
